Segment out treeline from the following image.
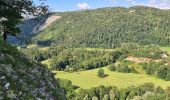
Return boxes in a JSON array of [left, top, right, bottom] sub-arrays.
[[22, 44, 168, 62], [108, 59, 170, 81], [109, 43, 170, 81], [108, 60, 137, 73], [50, 48, 123, 71], [20, 48, 49, 62], [20, 46, 123, 71], [20, 44, 170, 74], [20, 44, 170, 81], [27, 6, 170, 48], [59, 79, 170, 100], [120, 43, 168, 59], [140, 61, 170, 81]]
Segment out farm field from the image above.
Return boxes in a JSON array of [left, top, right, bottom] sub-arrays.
[[54, 67, 170, 89]]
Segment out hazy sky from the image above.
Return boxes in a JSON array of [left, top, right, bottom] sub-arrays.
[[35, 0, 170, 12]]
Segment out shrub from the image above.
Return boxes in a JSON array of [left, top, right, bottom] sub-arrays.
[[156, 66, 167, 79], [131, 67, 138, 73], [166, 73, 170, 81], [116, 65, 131, 73], [155, 86, 164, 94], [108, 64, 116, 71], [58, 78, 78, 99], [166, 87, 170, 100], [97, 69, 105, 78]]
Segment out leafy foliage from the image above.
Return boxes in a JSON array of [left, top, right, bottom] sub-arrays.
[[128, 45, 166, 59], [140, 62, 170, 81], [108, 64, 116, 71], [20, 43, 170, 81], [50, 48, 122, 71], [60, 81, 169, 100], [108, 60, 137, 73], [58, 78, 78, 99], [0, 0, 48, 41], [20, 47, 49, 62], [97, 69, 105, 78], [120, 43, 168, 59], [0, 36, 65, 99]]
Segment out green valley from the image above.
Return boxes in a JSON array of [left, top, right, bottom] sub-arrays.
[[55, 67, 170, 89], [1, 0, 170, 99]]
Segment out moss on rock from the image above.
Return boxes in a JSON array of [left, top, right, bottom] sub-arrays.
[[0, 37, 65, 99]]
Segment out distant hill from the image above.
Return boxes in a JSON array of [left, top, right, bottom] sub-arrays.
[[9, 6, 170, 48]]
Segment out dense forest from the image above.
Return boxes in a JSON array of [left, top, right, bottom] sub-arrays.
[[13, 6, 170, 48], [20, 46, 123, 71]]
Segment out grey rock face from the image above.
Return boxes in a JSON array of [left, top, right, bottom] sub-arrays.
[[7, 13, 60, 45], [0, 44, 66, 99]]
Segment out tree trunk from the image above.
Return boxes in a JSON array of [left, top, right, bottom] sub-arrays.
[[3, 31, 7, 42]]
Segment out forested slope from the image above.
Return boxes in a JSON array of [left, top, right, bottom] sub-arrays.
[[0, 37, 65, 99], [21, 6, 170, 48]]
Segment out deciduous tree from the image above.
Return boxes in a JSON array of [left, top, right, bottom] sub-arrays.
[[0, 0, 49, 41]]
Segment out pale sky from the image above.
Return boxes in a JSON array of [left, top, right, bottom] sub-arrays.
[[35, 0, 170, 12]]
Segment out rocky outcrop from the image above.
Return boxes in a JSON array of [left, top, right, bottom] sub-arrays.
[[7, 13, 61, 45], [0, 38, 65, 99]]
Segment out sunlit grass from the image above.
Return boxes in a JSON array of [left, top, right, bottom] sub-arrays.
[[41, 59, 52, 68], [161, 47, 170, 54], [74, 48, 116, 52], [55, 67, 170, 89], [27, 44, 49, 51]]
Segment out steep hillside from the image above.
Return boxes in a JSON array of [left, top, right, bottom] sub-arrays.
[[0, 37, 65, 99], [7, 13, 61, 44], [12, 6, 170, 48]]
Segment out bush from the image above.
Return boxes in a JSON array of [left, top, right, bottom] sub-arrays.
[[58, 79, 78, 99], [97, 69, 105, 78], [166, 87, 170, 100], [108, 64, 116, 71], [131, 67, 138, 73], [116, 65, 131, 73], [155, 86, 164, 94], [166, 73, 170, 81], [156, 66, 167, 79]]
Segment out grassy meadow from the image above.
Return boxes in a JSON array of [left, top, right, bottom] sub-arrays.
[[37, 46, 170, 89], [27, 44, 49, 51], [55, 67, 170, 89], [161, 47, 170, 54]]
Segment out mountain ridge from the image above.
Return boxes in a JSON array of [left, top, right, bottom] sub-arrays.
[[8, 6, 170, 48]]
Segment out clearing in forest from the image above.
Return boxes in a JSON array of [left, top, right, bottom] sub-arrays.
[[55, 67, 170, 89]]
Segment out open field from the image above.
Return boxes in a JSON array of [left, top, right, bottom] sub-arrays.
[[27, 44, 49, 51], [161, 47, 170, 54], [74, 48, 116, 52], [54, 67, 170, 89], [44, 46, 170, 89]]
